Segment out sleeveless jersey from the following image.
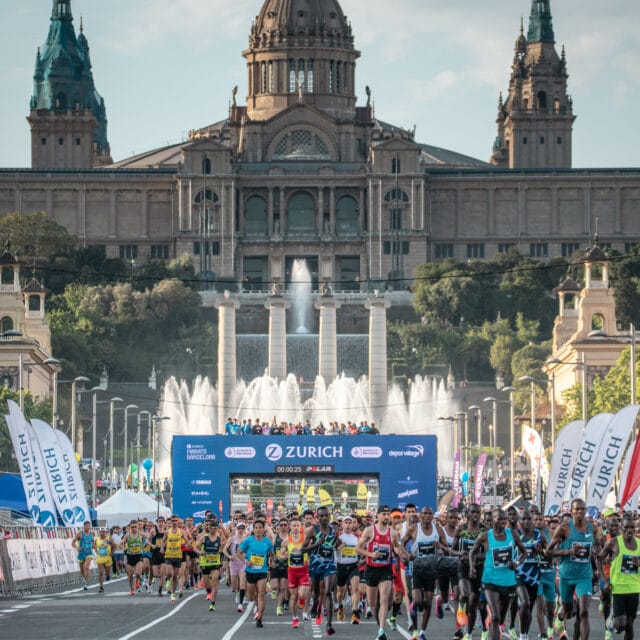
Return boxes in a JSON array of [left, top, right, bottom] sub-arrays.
[[79, 532, 93, 554], [414, 524, 440, 560], [200, 533, 222, 567], [457, 525, 484, 565], [559, 521, 594, 581], [337, 533, 359, 565], [366, 524, 392, 567], [482, 528, 517, 587], [126, 533, 142, 555], [274, 534, 288, 570], [309, 527, 338, 574], [96, 536, 111, 562], [287, 533, 307, 568], [164, 529, 184, 559], [610, 535, 640, 595], [515, 529, 542, 586]]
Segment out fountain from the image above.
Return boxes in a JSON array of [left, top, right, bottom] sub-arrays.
[[155, 259, 458, 479]]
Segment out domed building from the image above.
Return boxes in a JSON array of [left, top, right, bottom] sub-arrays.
[[0, 0, 639, 300]]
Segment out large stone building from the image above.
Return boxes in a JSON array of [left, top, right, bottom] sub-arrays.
[[1, 0, 639, 294]]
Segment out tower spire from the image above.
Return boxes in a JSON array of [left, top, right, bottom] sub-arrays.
[[528, 0, 555, 43], [51, 0, 73, 22]]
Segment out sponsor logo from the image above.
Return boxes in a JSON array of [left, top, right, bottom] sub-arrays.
[[265, 444, 283, 461], [224, 447, 256, 459], [398, 489, 419, 499], [389, 445, 424, 458], [186, 444, 216, 462], [351, 446, 383, 459], [397, 476, 419, 486], [547, 504, 560, 516]]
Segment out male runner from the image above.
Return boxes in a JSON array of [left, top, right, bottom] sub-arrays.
[[72, 521, 94, 591], [95, 527, 113, 592], [149, 518, 166, 596], [122, 520, 147, 596], [278, 515, 311, 629], [336, 515, 361, 624], [598, 511, 621, 640], [533, 511, 556, 639], [195, 519, 223, 611], [271, 520, 290, 616], [161, 515, 189, 602], [224, 520, 248, 612]]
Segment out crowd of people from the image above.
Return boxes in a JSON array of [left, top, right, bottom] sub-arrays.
[[224, 418, 381, 435], [70, 498, 640, 640]]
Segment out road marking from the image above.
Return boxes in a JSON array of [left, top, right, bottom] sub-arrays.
[[116, 591, 200, 640], [397, 624, 411, 639], [220, 603, 252, 640], [12, 605, 31, 609]]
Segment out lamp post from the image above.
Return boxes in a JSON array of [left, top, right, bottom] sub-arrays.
[[456, 411, 469, 471], [108, 398, 123, 483], [501, 386, 517, 498], [123, 404, 139, 485], [151, 416, 170, 502], [545, 355, 588, 424], [437, 416, 458, 453], [16, 353, 61, 412], [70, 376, 90, 453], [468, 405, 483, 449], [483, 397, 499, 504], [136, 411, 151, 491]]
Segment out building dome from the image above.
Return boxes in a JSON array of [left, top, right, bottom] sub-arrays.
[[250, 0, 354, 50]]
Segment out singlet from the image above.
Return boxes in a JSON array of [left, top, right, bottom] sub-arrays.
[[443, 527, 456, 548], [482, 528, 517, 587], [287, 533, 308, 568], [79, 532, 93, 554], [96, 536, 111, 561], [164, 529, 184, 559], [126, 533, 143, 555], [274, 535, 288, 570], [309, 527, 338, 564], [111, 533, 123, 552], [337, 533, 359, 565], [515, 529, 542, 586], [538, 528, 555, 576], [366, 524, 392, 567], [414, 523, 441, 560], [602, 532, 613, 579], [610, 535, 640, 595], [457, 525, 484, 565], [200, 533, 222, 567], [558, 521, 594, 580]]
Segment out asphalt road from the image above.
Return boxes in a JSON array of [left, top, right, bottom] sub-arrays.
[[0, 576, 609, 640]]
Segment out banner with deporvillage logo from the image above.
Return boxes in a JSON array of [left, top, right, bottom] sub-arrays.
[[544, 420, 583, 515]]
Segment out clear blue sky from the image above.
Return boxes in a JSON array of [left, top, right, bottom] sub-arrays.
[[0, 0, 638, 168]]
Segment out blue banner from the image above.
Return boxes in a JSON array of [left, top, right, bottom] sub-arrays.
[[172, 435, 437, 519]]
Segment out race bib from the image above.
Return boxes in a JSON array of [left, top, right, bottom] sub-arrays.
[[250, 554, 265, 568], [417, 541, 435, 556], [570, 542, 591, 563], [98, 546, 108, 557], [524, 546, 538, 562], [621, 555, 638, 574], [206, 553, 220, 565], [341, 545, 356, 557], [492, 546, 512, 568], [374, 544, 390, 563]]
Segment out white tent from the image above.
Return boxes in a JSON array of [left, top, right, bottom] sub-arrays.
[[96, 489, 171, 527]]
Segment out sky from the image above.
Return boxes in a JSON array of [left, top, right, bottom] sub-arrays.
[[0, 0, 638, 168]]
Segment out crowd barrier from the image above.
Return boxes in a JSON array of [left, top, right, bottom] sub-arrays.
[[0, 527, 89, 597]]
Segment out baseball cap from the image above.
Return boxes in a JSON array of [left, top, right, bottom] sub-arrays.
[[237, 522, 246, 528], [342, 515, 353, 522], [377, 504, 390, 514]]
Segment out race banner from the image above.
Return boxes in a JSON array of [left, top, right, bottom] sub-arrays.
[[544, 420, 584, 515], [618, 440, 640, 510], [586, 406, 639, 514], [52, 428, 91, 525], [568, 413, 614, 501], [521, 426, 549, 498], [30, 418, 77, 527], [5, 401, 57, 526], [451, 449, 461, 508], [620, 432, 640, 508], [473, 453, 488, 505]]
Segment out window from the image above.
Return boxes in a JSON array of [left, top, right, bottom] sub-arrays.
[[537, 91, 547, 110], [261, 62, 267, 94], [384, 189, 409, 203], [540, 136, 545, 144], [194, 189, 218, 204], [591, 314, 604, 331], [245, 196, 268, 236], [297, 59, 305, 91], [329, 61, 335, 93], [1, 317, 14, 333], [28, 295, 41, 312], [289, 59, 296, 93], [529, 243, 548, 258], [268, 61, 274, 93], [337, 256, 361, 291], [498, 243, 513, 253], [201, 156, 211, 175], [41, 138, 47, 145], [625, 243, 638, 254], [287, 192, 316, 235], [119, 245, 138, 260], [466, 244, 485, 259], [58, 137, 64, 145], [335, 196, 359, 235], [523, 137, 528, 145], [1, 268, 14, 285], [557, 137, 563, 145], [391, 157, 401, 174], [561, 242, 581, 257], [306, 59, 314, 92], [194, 242, 220, 256], [435, 244, 454, 259], [150, 245, 170, 260], [390, 209, 403, 231], [273, 130, 330, 161], [75, 138, 81, 146], [384, 241, 410, 256], [336, 61, 342, 93]]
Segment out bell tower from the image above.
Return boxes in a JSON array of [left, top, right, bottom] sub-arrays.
[[491, 1, 575, 169], [28, 0, 112, 169]]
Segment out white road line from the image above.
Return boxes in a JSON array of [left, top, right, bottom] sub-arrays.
[[11, 605, 31, 609], [220, 604, 252, 640], [116, 592, 200, 640], [397, 624, 411, 639]]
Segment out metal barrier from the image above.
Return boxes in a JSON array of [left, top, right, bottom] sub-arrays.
[[0, 526, 89, 598]]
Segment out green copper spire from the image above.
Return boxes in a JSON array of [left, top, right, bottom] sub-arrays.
[[527, 0, 555, 43], [51, 0, 73, 22]]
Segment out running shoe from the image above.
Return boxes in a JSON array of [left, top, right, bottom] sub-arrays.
[[206, 592, 212, 601], [377, 630, 388, 640], [254, 610, 261, 621], [337, 605, 345, 621], [303, 613, 310, 621], [464, 635, 472, 640], [277, 605, 283, 616], [559, 634, 568, 640], [435, 595, 444, 619], [209, 603, 215, 612], [256, 618, 264, 628], [130, 589, 135, 596], [553, 616, 564, 634], [237, 604, 243, 612], [480, 633, 488, 640], [351, 612, 360, 625], [83, 585, 88, 592], [315, 612, 322, 626], [158, 590, 163, 597], [546, 629, 553, 639], [418, 632, 426, 640], [136, 577, 141, 590], [598, 602, 604, 616], [291, 617, 299, 629], [326, 625, 336, 636], [388, 615, 397, 630], [366, 606, 373, 619], [178, 591, 184, 599], [537, 635, 548, 639], [605, 632, 613, 640], [171, 594, 177, 603], [410, 630, 419, 640], [456, 606, 469, 628], [453, 630, 463, 639], [98, 586, 104, 593], [508, 627, 518, 640]]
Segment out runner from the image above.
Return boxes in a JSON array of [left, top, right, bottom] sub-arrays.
[[356, 505, 409, 640], [598, 511, 621, 640], [388, 509, 407, 631], [436, 509, 460, 623], [111, 525, 125, 576], [149, 518, 166, 596], [533, 511, 556, 639], [223, 520, 248, 612], [195, 518, 223, 611], [547, 498, 602, 640], [238, 518, 274, 628], [122, 520, 147, 596], [271, 520, 290, 616], [95, 527, 113, 593], [302, 505, 340, 636], [278, 515, 311, 629], [336, 515, 360, 625], [161, 515, 189, 603], [599, 515, 640, 640], [469, 508, 527, 640], [72, 521, 94, 591]]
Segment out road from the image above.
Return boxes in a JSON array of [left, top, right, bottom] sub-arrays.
[[0, 577, 609, 640]]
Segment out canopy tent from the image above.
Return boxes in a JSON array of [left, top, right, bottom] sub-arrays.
[[96, 489, 171, 527], [0, 473, 28, 514]]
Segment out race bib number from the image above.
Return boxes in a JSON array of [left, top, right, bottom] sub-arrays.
[[250, 554, 265, 568], [461, 538, 475, 552], [621, 555, 638, 574], [98, 546, 108, 557], [570, 543, 591, 563], [492, 546, 512, 568], [319, 544, 334, 559], [341, 545, 356, 557], [417, 542, 435, 556], [374, 544, 390, 563], [206, 553, 220, 565], [524, 546, 538, 561]]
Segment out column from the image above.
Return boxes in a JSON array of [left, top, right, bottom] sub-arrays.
[[215, 295, 239, 434], [141, 190, 149, 238], [329, 187, 336, 236], [265, 296, 290, 380], [109, 190, 117, 238], [318, 187, 325, 235], [359, 188, 365, 233], [268, 187, 274, 235], [365, 296, 391, 426], [279, 186, 286, 236], [315, 297, 342, 382]]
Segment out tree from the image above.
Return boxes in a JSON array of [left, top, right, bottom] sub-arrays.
[[0, 211, 76, 258]]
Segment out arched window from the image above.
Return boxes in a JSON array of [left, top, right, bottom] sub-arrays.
[[245, 196, 268, 237], [384, 189, 409, 203], [194, 189, 218, 204], [591, 313, 604, 332], [273, 130, 330, 161], [1, 267, 13, 285], [201, 156, 211, 175], [0, 316, 13, 333], [287, 192, 316, 235], [336, 196, 359, 235], [194, 190, 219, 233], [537, 91, 547, 110]]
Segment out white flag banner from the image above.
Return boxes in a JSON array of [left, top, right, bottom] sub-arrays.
[[5, 401, 58, 526], [586, 405, 640, 515], [544, 420, 584, 515], [521, 426, 549, 495], [618, 446, 634, 505], [568, 413, 614, 501], [53, 428, 91, 525], [31, 418, 78, 527]]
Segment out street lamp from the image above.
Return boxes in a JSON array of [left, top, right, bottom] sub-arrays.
[[71, 376, 90, 453], [136, 411, 151, 491], [437, 415, 458, 452], [501, 386, 517, 498], [468, 405, 483, 449], [18, 355, 61, 412], [483, 397, 499, 504], [123, 404, 139, 485], [545, 354, 588, 423], [107, 397, 123, 483], [151, 415, 170, 504], [455, 411, 469, 471]]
